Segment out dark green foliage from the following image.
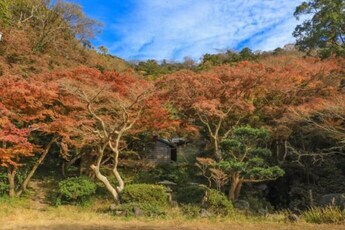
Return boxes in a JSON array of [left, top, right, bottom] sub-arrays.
[[134, 164, 189, 184], [245, 195, 273, 212], [57, 176, 97, 204], [117, 184, 169, 217], [218, 126, 284, 200], [293, 0, 345, 57], [121, 184, 169, 206], [133, 47, 260, 77], [201, 48, 258, 68], [175, 185, 233, 216], [206, 189, 234, 216], [217, 126, 284, 180], [219, 126, 284, 183], [0, 164, 32, 196], [175, 184, 207, 204], [134, 59, 197, 78], [0, 171, 9, 196]]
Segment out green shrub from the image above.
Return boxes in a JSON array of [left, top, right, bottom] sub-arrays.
[[57, 176, 97, 205], [207, 189, 234, 216], [0, 171, 9, 196], [303, 206, 345, 224], [245, 195, 273, 212], [176, 185, 233, 216], [121, 184, 169, 206], [0, 166, 32, 196], [134, 164, 189, 184], [180, 204, 200, 218], [113, 202, 166, 217], [175, 184, 207, 204]]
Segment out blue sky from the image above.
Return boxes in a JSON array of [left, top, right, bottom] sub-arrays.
[[68, 0, 304, 61]]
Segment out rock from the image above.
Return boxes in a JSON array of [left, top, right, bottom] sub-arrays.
[[133, 207, 144, 217], [320, 193, 345, 209], [258, 208, 268, 217], [200, 208, 212, 218], [287, 214, 299, 223], [257, 184, 268, 191], [234, 200, 250, 210]]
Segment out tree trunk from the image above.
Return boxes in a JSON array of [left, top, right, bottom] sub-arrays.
[[228, 175, 240, 201], [234, 182, 243, 200], [61, 152, 84, 177], [17, 137, 56, 196], [7, 166, 16, 197], [112, 145, 124, 193], [91, 164, 119, 204], [61, 161, 66, 178], [113, 167, 124, 193], [212, 137, 222, 161]]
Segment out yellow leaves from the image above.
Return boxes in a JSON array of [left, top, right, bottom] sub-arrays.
[[196, 157, 216, 166]]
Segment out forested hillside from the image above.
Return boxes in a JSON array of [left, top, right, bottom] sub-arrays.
[[0, 0, 128, 76], [0, 0, 345, 229]]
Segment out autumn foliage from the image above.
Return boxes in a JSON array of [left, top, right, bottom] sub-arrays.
[[0, 52, 344, 206]]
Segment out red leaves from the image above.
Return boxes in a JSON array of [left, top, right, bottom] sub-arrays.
[[0, 119, 34, 167], [158, 62, 268, 128]]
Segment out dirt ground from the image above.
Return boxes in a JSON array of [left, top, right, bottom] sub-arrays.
[[2, 219, 345, 230]]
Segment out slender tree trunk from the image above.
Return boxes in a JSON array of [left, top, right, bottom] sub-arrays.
[[61, 161, 66, 178], [61, 152, 83, 177], [91, 164, 119, 203], [110, 136, 124, 193], [234, 182, 243, 200], [228, 175, 240, 201], [17, 137, 56, 196], [112, 148, 124, 193], [7, 166, 16, 197], [91, 146, 120, 204], [113, 167, 124, 193], [212, 137, 222, 161], [283, 140, 288, 162]]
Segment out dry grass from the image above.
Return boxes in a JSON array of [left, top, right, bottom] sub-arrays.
[[0, 198, 344, 230]]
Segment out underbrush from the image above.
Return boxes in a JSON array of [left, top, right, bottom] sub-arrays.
[[115, 184, 169, 217], [303, 206, 345, 224], [175, 184, 233, 217], [54, 176, 97, 206]]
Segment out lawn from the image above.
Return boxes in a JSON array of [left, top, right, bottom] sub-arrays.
[[0, 198, 344, 230]]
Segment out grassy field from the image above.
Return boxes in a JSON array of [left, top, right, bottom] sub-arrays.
[[0, 198, 344, 230]]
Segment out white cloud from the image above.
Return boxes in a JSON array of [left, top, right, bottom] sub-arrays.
[[105, 0, 304, 61]]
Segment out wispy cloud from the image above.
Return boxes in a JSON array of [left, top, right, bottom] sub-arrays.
[[77, 0, 304, 61]]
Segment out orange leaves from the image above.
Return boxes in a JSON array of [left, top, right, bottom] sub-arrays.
[[196, 157, 216, 166], [0, 75, 58, 123], [157, 61, 271, 131], [157, 56, 345, 147], [0, 76, 50, 167], [0, 119, 34, 167], [193, 99, 224, 118]]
